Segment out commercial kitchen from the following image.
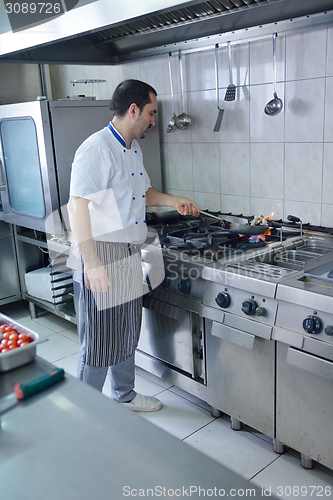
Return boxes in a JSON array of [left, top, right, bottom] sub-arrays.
[[1, 0, 333, 498]]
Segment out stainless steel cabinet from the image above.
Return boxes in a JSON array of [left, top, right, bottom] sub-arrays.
[[206, 316, 275, 438], [276, 342, 333, 470], [0, 221, 21, 304]]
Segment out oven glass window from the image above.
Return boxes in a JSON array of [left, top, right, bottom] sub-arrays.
[[0, 118, 45, 217]]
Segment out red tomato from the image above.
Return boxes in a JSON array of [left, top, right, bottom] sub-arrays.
[[9, 333, 18, 341], [18, 334, 30, 343], [19, 342, 30, 347], [8, 339, 18, 348], [1, 339, 9, 348], [0, 324, 8, 333], [1, 348, 10, 353], [3, 331, 11, 339], [8, 344, 18, 350]]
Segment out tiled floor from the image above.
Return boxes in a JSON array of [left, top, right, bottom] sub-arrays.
[[1, 300, 333, 499]]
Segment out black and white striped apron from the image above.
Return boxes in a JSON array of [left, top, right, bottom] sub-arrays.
[[83, 241, 143, 367]]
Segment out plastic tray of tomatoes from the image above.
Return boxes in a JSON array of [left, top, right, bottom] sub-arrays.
[[0, 313, 47, 372]]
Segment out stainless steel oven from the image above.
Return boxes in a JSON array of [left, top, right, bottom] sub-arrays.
[[136, 254, 208, 400], [0, 99, 113, 231], [273, 258, 333, 470]]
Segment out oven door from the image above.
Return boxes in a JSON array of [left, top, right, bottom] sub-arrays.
[[138, 295, 205, 383], [204, 306, 275, 438], [276, 341, 333, 470], [0, 100, 59, 232]]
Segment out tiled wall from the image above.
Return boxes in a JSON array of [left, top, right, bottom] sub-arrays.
[[49, 26, 333, 226]]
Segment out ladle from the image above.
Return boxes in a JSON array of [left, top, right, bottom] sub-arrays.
[[264, 33, 283, 116], [175, 51, 191, 130], [167, 52, 177, 133]]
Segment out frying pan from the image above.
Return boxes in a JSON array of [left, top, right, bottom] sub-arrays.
[[146, 206, 180, 221], [200, 210, 269, 236]]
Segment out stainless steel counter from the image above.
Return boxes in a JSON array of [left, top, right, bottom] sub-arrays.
[[0, 357, 273, 500]]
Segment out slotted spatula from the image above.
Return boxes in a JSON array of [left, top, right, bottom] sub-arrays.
[[213, 44, 224, 132], [224, 41, 236, 101]]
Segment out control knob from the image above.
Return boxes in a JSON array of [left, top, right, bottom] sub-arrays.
[[255, 307, 267, 317], [215, 292, 231, 309], [324, 326, 333, 336], [241, 299, 257, 316], [161, 273, 171, 288], [178, 277, 191, 294], [302, 315, 322, 334]]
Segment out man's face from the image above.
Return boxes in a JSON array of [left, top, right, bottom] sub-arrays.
[[137, 93, 157, 139]]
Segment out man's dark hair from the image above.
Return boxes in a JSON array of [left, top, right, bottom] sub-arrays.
[[110, 79, 157, 117]]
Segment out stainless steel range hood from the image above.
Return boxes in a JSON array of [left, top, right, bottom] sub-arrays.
[[0, 0, 333, 64]]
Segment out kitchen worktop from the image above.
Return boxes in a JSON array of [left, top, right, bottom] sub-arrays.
[[0, 356, 274, 500]]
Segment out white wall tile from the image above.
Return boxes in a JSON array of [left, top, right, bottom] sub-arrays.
[[98, 65, 120, 99], [140, 57, 166, 96], [166, 188, 194, 199], [219, 89, 250, 143], [190, 90, 220, 143], [285, 143, 323, 203], [220, 194, 251, 215], [118, 61, 141, 82], [322, 143, 333, 204], [327, 27, 333, 77], [250, 36, 285, 85], [286, 29, 327, 81], [194, 192, 220, 211], [250, 143, 284, 199], [250, 83, 284, 143], [193, 143, 220, 194], [220, 143, 250, 197], [285, 78, 325, 143], [167, 143, 193, 191], [322, 204, 333, 227], [324, 77, 333, 142], [189, 48, 215, 92]]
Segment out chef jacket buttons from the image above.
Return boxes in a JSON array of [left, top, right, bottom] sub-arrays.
[[133, 197, 135, 200], [142, 194, 145, 198], [140, 172, 143, 175], [131, 173, 134, 176]]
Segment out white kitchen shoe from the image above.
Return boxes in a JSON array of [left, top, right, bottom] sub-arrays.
[[121, 393, 162, 412]]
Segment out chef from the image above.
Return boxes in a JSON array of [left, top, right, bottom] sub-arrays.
[[67, 79, 200, 412]]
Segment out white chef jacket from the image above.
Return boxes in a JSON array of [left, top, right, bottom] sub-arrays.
[[69, 122, 151, 244]]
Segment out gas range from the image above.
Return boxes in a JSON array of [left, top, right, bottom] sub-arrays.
[[147, 211, 333, 327], [148, 211, 292, 263]]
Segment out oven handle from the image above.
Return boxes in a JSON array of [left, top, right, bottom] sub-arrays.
[[286, 347, 333, 382], [143, 295, 186, 322], [211, 321, 255, 350], [0, 158, 7, 191]]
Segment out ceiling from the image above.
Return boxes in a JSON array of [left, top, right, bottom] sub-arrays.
[[0, 0, 333, 64]]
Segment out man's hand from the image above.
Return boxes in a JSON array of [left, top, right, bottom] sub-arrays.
[[84, 258, 111, 292], [174, 197, 200, 217]]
